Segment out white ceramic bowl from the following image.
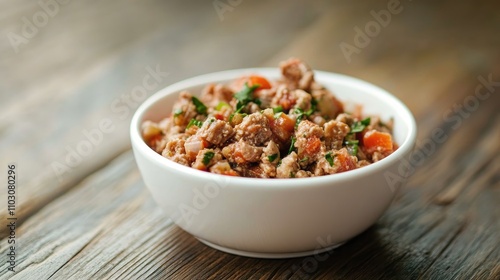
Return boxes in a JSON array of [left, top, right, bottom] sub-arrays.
[[130, 68, 417, 258]]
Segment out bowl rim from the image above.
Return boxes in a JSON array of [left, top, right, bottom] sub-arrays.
[[130, 68, 417, 189]]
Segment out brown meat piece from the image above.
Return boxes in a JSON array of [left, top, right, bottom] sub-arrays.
[[367, 116, 393, 134], [240, 165, 268, 178], [209, 160, 239, 176], [235, 113, 272, 145], [192, 149, 222, 170], [276, 152, 300, 178], [312, 148, 358, 176], [280, 58, 314, 91], [162, 138, 186, 158], [184, 135, 206, 161], [141, 120, 162, 142], [197, 118, 234, 145], [335, 113, 354, 127], [271, 85, 297, 112], [294, 120, 324, 167], [259, 162, 277, 178], [162, 139, 190, 166], [295, 170, 312, 178], [222, 140, 263, 164], [312, 89, 343, 119], [200, 84, 234, 107], [254, 88, 277, 108], [261, 140, 280, 164], [261, 108, 294, 148], [172, 91, 199, 127], [244, 102, 261, 114], [293, 89, 312, 112], [309, 113, 326, 127], [324, 120, 350, 150]]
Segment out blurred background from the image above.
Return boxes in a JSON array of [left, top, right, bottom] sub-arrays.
[[0, 0, 499, 278]]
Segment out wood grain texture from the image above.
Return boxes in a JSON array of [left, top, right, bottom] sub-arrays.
[[1, 0, 499, 279]]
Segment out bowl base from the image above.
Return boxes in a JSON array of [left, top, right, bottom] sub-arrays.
[[196, 238, 345, 259]]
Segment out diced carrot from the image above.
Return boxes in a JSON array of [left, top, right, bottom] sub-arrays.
[[336, 149, 357, 173], [363, 130, 394, 154], [268, 113, 295, 142], [305, 137, 321, 156], [277, 90, 296, 111], [201, 138, 210, 149], [233, 75, 272, 91], [224, 170, 239, 176], [214, 113, 224, 120], [148, 134, 163, 148], [233, 150, 246, 164]]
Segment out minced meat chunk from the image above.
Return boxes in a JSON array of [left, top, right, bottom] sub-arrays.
[[201, 84, 234, 107], [324, 120, 350, 150], [172, 91, 199, 127], [209, 160, 238, 176], [313, 148, 358, 175], [276, 152, 300, 178], [312, 88, 343, 119], [280, 58, 314, 91], [222, 140, 263, 164], [293, 89, 312, 112], [235, 113, 272, 145], [294, 120, 324, 167], [261, 140, 280, 164], [198, 118, 234, 145], [192, 149, 222, 171]]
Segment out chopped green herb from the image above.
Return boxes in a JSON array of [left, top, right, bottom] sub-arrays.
[[325, 152, 335, 167], [210, 118, 215, 123], [229, 112, 247, 122], [277, 159, 282, 167], [273, 106, 283, 113], [300, 156, 309, 163], [202, 151, 215, 165], [274, 112, 283, 119], [290, 172, 295, 178], [294, 105, 316, 128], [294, 108, 305, 127], [345, 139, 359, 156], [234, 83, 260, 111], [350, 117, 371, 133], [187, 119, 203, 128], [305, 99, 318, 116], [288, 136, 296, 155], [173, 108, 183, 117], [268, 153, 278, 162], [215, 101, 230, 111], [192, 96, 207, 115], [254, 98, 262, 106]]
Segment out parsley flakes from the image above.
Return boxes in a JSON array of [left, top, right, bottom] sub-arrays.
[[187, 119, 203, 128], [192, 96, 207, 115], [325, 152, 335, 166], [268, 153, 279, 162], [350, 117, 371, 133], [234, 83, 260, 111], [345, 139, 359, 156], [202, 151, 215, 165]]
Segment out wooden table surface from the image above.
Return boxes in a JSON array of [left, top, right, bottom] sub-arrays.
[[1, 0, 499, 279]]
